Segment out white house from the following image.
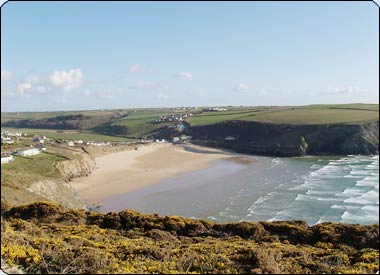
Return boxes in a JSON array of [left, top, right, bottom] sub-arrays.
[[172, 137, 180, 143], [225, 136, 237, 141], [16, 148, 41, 157], [1, 155, 14, 164], [67, 141, 75, 147]]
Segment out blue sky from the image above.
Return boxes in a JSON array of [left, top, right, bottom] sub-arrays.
[[1, 1, 379, 112]]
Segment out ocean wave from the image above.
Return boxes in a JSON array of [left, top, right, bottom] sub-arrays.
[[341, 210, 378, 223], [361, 205, 379, 212], [350, 170, 373, 176], [344, 197, 371, 205], [331, 204, 346, 210], [295, 194, 343, 202], [355, 176, 379, 187]]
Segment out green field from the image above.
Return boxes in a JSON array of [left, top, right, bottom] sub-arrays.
[[1, 127, 134, 142], [1, 152, 66, 179], [2, 104, 378, 138], [187, 108, 273, 126], [188, 104, 379, 126], [1, 109, 118, 123], [108, 108, 196, 137], [243, 107, 379, 125]]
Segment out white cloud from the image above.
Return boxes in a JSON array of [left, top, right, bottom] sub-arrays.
[[16, 80, 48, 96], [1, 70, 12, 80], [129, 64, 144, 73], [325, 86, 363, 95], [234, 83, 249, 92], [157, 93, 169, 99], [172, 72, 193, 80], [49, 68, 84, 91], [17, 82, 32, 96], [129, 81, 168, 91]]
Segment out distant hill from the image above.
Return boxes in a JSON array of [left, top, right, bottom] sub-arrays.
[[2, 104, 379, 156]]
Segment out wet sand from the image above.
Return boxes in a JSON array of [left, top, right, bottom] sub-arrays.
[[72, 143, 233, 204]]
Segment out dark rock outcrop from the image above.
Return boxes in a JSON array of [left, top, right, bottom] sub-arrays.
[[188, 120, 379, 157]]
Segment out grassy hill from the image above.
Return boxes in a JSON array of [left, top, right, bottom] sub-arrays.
[[2, 104, 378, 139], [188, 104, 379, 126], [1, 127, 134, 142]]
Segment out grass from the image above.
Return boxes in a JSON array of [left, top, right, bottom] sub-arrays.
[[2, 104, 379, 137], [110, 109, 181, 137], [188, 104, 379, 126], [1, 110, 119, 122], [1, 127, 134, 142], [243, 107, 379, 125], [1, 152, 66, 179], [187, 108, 271, 126]]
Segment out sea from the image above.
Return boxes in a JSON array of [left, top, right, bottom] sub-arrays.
[[100, 154, 379, 225]]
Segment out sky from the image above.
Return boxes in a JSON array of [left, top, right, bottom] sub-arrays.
[[1, 1, 379, 112]]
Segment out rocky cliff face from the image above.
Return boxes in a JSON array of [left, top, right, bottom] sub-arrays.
[[56, 152, 96, 181], [188, 120, 379, 157], [25, 179, 85, 209], [1, 150, 96, 210]]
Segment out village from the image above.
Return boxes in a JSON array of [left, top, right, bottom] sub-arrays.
[[153, 112, 194, 124], [1, 129, 194, 165]]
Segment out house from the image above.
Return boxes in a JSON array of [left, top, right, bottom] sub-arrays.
[[176, 124, 186, 131], [172, 137, 180, 143], [15, 148, 40, 157], [180, 135, 192, 141], [1, 137, 12, 141], [1, 139, 14, 144], [225, 136, 237, 141], [67, 141, 75, 147], [32, 136, 45, 144], [1, 154, 14, 164], [36, 144, 47, 151]]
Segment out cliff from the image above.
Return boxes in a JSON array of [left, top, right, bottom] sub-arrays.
[[56, 151, 96, 181], [1, 202, 378, 274], [188, 120, 379, 157], [1, 148, 96, 210]]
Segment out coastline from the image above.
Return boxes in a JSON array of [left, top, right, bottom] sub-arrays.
[[71, 143, 241, 205]]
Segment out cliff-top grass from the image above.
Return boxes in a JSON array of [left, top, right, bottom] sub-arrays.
[[188, 104, 379, 126]]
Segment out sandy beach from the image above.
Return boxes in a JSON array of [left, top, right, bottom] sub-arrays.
[[72, 143, 234, 203]]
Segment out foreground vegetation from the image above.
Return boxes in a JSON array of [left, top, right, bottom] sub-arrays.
[[1, 202, 378, 274]]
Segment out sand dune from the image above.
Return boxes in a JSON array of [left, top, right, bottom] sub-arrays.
[[72, 143, 232, 204]]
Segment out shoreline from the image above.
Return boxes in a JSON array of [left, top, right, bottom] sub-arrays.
[[71, 143, 247, 205]]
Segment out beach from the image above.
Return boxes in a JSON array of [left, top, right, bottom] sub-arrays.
[[72, 143, 234, 204]]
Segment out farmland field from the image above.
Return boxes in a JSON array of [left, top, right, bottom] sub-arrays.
[[1, 127, 134, 142], [2, 104, 379, 138], [188, 104, 379, 126]]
